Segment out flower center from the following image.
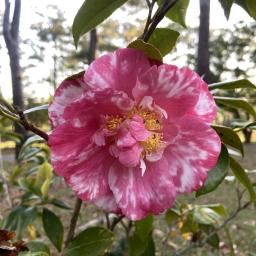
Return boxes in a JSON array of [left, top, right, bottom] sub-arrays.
[[105, 107, 163, 156]]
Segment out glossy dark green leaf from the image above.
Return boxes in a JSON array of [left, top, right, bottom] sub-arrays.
[[64, 227, 114, 256], [148, 28, 179, 56], [135, 215, 153, 241], [230, 157, 256, 202], [27, 241, 50, 254], [209, 79, 256, 90], [218, 0, 233, 19], [128, 39, 162, 62], [214, 96, 256, 119], [245, 0, 256, 19], [129, 215, 155, 256], [235, 0, 256, 19], [196, 144, 229, 197], [200, 224, 220, 249], [72, 0, 128, 46], [212, 125, 244, 156], [158, 0, 190, 27], [42, 208, 64, 252], [49, 198, 71, 210], [3, 205, 37, 239]]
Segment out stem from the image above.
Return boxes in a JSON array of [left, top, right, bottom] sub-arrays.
[[142, 0, 156, 38], [110, 215, 124, 231], [64, 198, 82, 248], [142, 0, 178, 42], [173, 201, 251, 256]]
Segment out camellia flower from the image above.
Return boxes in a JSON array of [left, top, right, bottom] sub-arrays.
[[48, 48, 221, 220]]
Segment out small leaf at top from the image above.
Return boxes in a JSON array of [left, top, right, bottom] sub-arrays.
[[72, 0, 128, 47], [218, 0, 233, 19], [148, 28, 180, 56], [158, 0, 190, 27], [127, 39, 163, 62]]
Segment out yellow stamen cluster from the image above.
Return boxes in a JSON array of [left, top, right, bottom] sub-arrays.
[[126, 107, 161, 131], [105, 107, 163, 155], [106, 115, 123, 131], [141, 133, 163, 154]]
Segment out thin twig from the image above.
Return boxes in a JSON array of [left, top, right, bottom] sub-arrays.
[[105, 213, 111, 229], [110, 215, 125, 231], [142, 0, 156, 38], [173, 201, 251, 256], [16, 109, 49, 141], [64, 198, 83, 248], [142, 0, 178, 42]]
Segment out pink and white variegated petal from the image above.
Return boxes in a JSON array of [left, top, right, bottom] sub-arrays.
[[109, 158, 176, 220], [49, 72, 88, 127], [164, 116, 221, 194], [48, 122, 96, 175], [133, 65, 202, 120], [93, 191, 121, 214], [63, 146, 115, 201], [63, 88, 134, 124], [84, 48, 151, 97], [188, 81, 217, 124]]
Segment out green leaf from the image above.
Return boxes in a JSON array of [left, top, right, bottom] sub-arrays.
[[245, 0, 256, 19], [34, 162, 53, 197], [64, 227, 114, 256], [158, 0, 190, 27], [197, 204, 227, 217], [0, 131, 23, 142], [193, 207, 222, 225], [218, 0, 233, 19], [209, 79, 256, 90], [134, 215, 154, 241], [3, 206, 37, 239], [214, 96, 256, 119], [128, 39, 162, 62], [72, 0, 128, 46], [148, 28, 179, 56], [212, 125, 244, 156], [24, 105, 48, 115], [27, 241, 50, 254], [49, 198, 71, 210], [230, 157, 256, 202], [196, 144, 230, 197], [42, 208, 64, 252], [165, 209, 180, 225]]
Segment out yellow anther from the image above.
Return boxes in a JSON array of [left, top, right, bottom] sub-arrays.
[[106, 115, 123, 131], [141, 132, 162, 154]]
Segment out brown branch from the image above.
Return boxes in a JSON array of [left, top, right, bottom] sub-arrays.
[[142, 0, 178, 42], [64, 198, 83, 248], [173, 201, 251, 256], [142, 0, 156, 39], [17, 110, 49, 141]]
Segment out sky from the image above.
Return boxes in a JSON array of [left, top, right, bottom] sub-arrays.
[[0, 0, 254, 100]]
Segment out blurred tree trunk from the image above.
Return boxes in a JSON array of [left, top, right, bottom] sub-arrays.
[[3, 0, 27, 156], [197, 0, 213, 83]]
